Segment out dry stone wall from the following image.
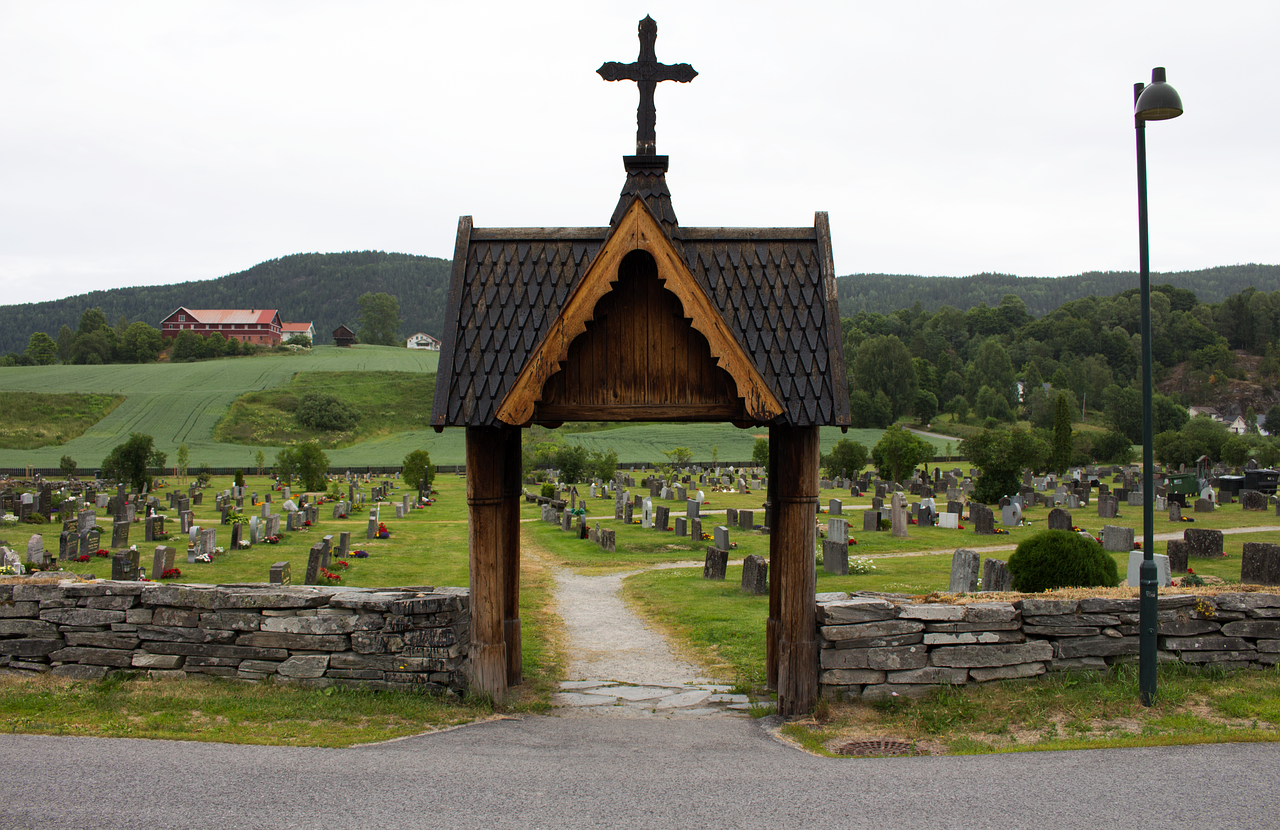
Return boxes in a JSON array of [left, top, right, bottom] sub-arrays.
[[817, 591, 1280, 700], [0, 581, 469, 693]]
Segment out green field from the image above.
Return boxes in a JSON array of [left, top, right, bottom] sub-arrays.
[[0, 348, 949, 470]]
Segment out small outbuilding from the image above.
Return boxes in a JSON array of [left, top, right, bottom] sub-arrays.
[[332, 325, 357, 347], [406, 332, 442, 350]]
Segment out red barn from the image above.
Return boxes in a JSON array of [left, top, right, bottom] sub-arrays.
[[160, 308, 283, 345]]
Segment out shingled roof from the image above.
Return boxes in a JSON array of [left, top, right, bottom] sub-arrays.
[[431, 156, 849, 430]]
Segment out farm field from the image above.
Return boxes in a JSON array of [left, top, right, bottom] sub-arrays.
[[0, 347, 948, 470]]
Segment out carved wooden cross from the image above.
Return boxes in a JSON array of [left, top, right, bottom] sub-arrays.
[[597, 16, 697, 156]]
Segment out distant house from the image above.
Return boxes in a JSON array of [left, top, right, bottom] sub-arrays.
[[332, 325, 357, 348], [1228, 415, 1248, 435], [1188, 406, 1223, 421], [406, 332, 441, 350], [160, 308, 283, 346], [281, 322, 315, 343]]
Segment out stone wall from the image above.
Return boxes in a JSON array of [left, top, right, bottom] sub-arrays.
[[0, 581, 469, 692], [817, 591, 1280, 700]]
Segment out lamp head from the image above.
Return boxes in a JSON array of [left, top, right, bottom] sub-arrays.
[[1136, 67, 1183, 121]]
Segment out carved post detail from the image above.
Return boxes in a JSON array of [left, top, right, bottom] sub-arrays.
[[772, 424, 819, 716], [502, 426, 523, 685], [467, 426, 508, 702]]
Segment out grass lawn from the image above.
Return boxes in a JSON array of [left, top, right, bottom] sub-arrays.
[[0, 392, 124, 450]]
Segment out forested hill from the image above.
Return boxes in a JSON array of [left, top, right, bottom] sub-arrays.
[[835, 264, 1280, 318], [0, 252, 451, 354], [2, 253, 1279, 355]]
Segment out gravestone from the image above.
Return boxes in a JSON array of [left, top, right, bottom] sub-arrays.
[[305, 543, 325, 585], [714, 525, 730, 550], [230, 522, 242, 549], [828, 499, 842, 515], [1169, 501, 1182, 522], [1001, 501, 1023, 528], [937, 512, 959, 529], [144, 515, 157, 542], [249, 516, 260, 545], [267, 515, 281, 538], [599, 528, 616, 552], [948, 549, 980, 593], [25, 535, 45, 567], [1126, 552, 1171, 588], [59, 531, 78, 561], [320, 535, 333, 568], [641, 497, 653, 529], [971, 504, 995, 535], [822, 539, 848, 575], [152, 546, 175, 579], [1165, 539, 1188, 573], [1047, 507, 1072, 531], [1241, 542, 1280, 585], [624, 502, 634, 524], [1097, 495, 1118, 519], [686, 499, 699, 520], [726, 508, 738, 527], [691, 517, 702, 541], [1194, 498, 1214, 513], [111, 551, 137, 581], [1242, 490, 1267, 511], [112, 520, 129, 549], [741, 554, 768, 595], [739, 509, 753, 530], [270, 562, 290, 584], [862, 511, 881, 532], [703, 546, 729, 581], [891, 492, 908, 538], [1184, 528, 1224, 558], [561, 510, 573, 532], [981, 558, 1012, 592], [200, 528, 216, 555], [1101, 524, 1135, 552], [338, 531, 350, 558], [675, 516, 687, 536], [367, 513, 378, 539]]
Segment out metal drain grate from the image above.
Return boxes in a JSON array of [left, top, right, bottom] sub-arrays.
[[835, 739, 921, 757]]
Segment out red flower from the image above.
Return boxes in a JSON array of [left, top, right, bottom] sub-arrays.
[[1187, 567, 1195, 574]]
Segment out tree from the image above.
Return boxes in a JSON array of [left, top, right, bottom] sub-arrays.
[[974, 385, 1014, 422], [56, 325, 75, 364], [176, 443, 190, 480], [913, 390, 938, 425], [357, 292, 403, 346], [663, 446, 694, 467], [254, 449, 265, 475], [275, 447, 298, 484], [284, 333, 312, 348], [1221, 435, 1251, 467], [822, 438, 869, 480], [59, 455, 77, 478], [1267, 405, 1280, 436], [752, 437, 769, 469], [296, 393, 361, 431], [402, 449, 434, 491], [557, 444, 589, 484], [588, 448, 618, 482], [709, 444, 719, 465], [871, 425, 933, 483], [293, 441, 330, 491], [118, 322, 163, 363], [853, 334, 918, 420], [849, 389, 893, 429], [1050, 392, 1073, 475], [962, 427, 1049, 504], [25, 332, 57, 365], [969, 338, 1016, 405], [101, 433, 155, 492], [149, 448, 167, 477]]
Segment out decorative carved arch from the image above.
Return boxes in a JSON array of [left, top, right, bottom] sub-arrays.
[[496, 197, 783, 425]]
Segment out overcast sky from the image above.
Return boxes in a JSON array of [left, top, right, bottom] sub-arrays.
[[2, 1, 1277, 307]]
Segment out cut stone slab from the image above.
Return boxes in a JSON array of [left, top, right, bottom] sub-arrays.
[[929, 641, 1054, 668], [969, 662, 1047, 682], [553, 692, 618, 707], [653, 690, 713, 709], [606, 685, 679, 701]]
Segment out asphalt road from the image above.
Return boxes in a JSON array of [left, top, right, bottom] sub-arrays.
[[2, 716, 1276, 830]]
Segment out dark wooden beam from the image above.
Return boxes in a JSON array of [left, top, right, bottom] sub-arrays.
[[466, 426, 508, 701], [502, 426, 523, 685], [533, 403, 743, 422], [772, 424, 819, 717], [766, 425, 780, 691]]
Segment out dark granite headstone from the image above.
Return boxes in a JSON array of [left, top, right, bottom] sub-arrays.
[[862, 510, 881, 532], [305, 543, 325, 585], [1241, 542, 1280, 585], [1184, 528, 1223, 558], [1242, 490, 1267, 511], [703, 546, 729, 580], [949, 549, 980, 593], [270, 561, 291, 585], [1047, 507, 1073, 531], [741, 554, 768, 595], [822, 539, 848, 575], [972, 504, 995, 535], [982, 558, 1012, 592], [1165, 539, 1188, 573]]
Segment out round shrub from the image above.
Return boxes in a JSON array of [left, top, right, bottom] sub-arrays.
[[295, 393, 361, 431], [1007, 530, 1120, 593]]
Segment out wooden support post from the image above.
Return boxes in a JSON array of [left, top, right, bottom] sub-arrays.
[[502, 426, 523, 685], [467, 426, 507, 702], [766, 426, 780, 691], [772, 424, 819, 717]]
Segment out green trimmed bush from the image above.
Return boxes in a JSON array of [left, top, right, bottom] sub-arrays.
[[1007, 530, 1120, 593]]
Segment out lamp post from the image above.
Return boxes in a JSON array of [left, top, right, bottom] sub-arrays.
[[1134, 67, 1183, 706]]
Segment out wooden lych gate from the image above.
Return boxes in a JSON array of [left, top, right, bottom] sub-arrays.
[[430, 17, 850, 716]]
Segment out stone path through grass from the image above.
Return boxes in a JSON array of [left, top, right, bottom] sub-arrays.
[[550, 566, 752, 717]]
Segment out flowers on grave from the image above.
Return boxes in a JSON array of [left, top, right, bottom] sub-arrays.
[[849, 556, 876, 574], [213, 546, 225, 555], [95, 548, 110, 558], [303, 519, 312, 527], [1134, 541, 1142, 550], [352, 550, 369, 558], [376, 522, 390, 539], [335, 560, 350, 570], [75, 554, 90, 563], [0, 513, 18, 526], [1179, 516, 1196, 522], [993, 528, 1009, 535], [319, 567, 342, 582], [195, 553, 213, 563], [265, 535, 281, 544], [162, 568, 181, 579], [699, 532, 711, 541], [847, 538, 858, 545]]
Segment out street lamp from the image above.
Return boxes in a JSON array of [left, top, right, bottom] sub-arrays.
[[1135, 66, 1183, 706]]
